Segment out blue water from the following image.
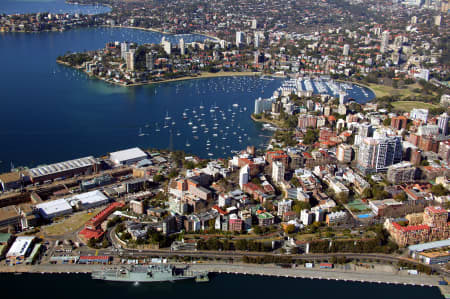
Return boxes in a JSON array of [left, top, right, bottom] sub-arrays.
[[0, 273, 443, 299], [0, 0, 111, 15], [0, 27, 373, 172]]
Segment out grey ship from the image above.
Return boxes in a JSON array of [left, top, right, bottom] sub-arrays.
[[92, 264, 208, 283]]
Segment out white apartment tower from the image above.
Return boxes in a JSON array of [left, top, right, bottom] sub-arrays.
[[125, 50, 135, 71], [239, 165, 249, 189], [343, 44, 350, 56], [121, 42, 130, 60], [179, 38, 185, 55], [380, 31, 390, 53], [236, 31, 245, 47], [438, 112, 449, 135], [272, 161, 285, 184]]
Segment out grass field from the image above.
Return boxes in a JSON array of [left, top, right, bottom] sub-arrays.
[[391, 101, 439, 112], [367, 83, 423, 99], [41, 208, 102, 236]]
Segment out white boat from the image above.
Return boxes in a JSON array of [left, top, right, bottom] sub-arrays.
[[165, 111, 171, 120]]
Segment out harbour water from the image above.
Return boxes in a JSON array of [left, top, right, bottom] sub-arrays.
[[0, 27, 374, 172], [1, 0, 111, 15], [0, 273, 443, 299]]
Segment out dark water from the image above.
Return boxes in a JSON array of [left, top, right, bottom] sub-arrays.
[[1, 0, 111, 15], [0, 273, 442, 299], [0, 27, 373, 172]]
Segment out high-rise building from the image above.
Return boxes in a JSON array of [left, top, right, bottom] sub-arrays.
[[357, 136, 403, 173], [179, 38, 185, 55], [120, 42, 129, 60], [272, 161, 285, 184], [435, 15, 442, 26], [343, 44, 350, 56], [254, 33, 260, 48], [391, 116, 408, 130], [125, 50, 135, 71], [145, 53, 154, 70], [438, 113, 448, 135], [239, 165, 249, 189], [337, 144, 353, 163], [386, 162, 417, 184], [251, 19, 257, 30], [438, 141, 450, 163], [236, 31, 245, 47], [380, 30, 390, 53], [161, 39, 171, 55], [358, 123, 373, 137]]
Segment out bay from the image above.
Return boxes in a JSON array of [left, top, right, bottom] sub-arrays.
[[0, 0, 111, 15], [0, 273, 442, 299], [0, 27, 374, 172]]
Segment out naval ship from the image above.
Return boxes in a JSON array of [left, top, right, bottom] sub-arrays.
[[92, 264, 209, 283]]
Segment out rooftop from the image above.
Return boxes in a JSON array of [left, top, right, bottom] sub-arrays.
[[6, 236, 34, 257], [29, 156, 96, 178], [110, 147, 147, 163], [408, 239, 450, 252]]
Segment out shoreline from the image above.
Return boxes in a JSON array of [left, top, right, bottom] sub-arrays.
[[0, 262, 442, 288], [56, 59, 261, 87], [105, 25, 220, 42]]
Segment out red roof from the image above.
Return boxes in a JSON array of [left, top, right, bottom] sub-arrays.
[[212, 205, 229, 215], [426, 206, 448, 214], [393, 222, 429, 232], [79, 228, 105, 240]]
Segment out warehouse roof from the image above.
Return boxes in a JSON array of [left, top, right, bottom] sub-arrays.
[[6, 236, 34, 257], [28, 156, 96, 178], [36, 198, 73, 217], [110, 147, 147, 164], [67, 190, 108, 207], [408, 239, 450, 253]]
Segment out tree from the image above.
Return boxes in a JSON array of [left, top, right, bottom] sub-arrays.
[[284, 224, 295, 234], [394, 192, 407, 202], [303, 129, 318, 145], [292, 201, 311, 215], [431, 184, 449, 197], [335, 192, 349, 204]]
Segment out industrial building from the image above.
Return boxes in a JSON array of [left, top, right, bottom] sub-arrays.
[[109, 147, 148, 166], [65, 190, 109, 210], [28, 156, 98, 184], [6, 236, 35, 265], [36, 198, 73, 219]]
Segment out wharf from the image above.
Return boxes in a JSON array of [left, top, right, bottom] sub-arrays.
[[0, 263, 442, 288]]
